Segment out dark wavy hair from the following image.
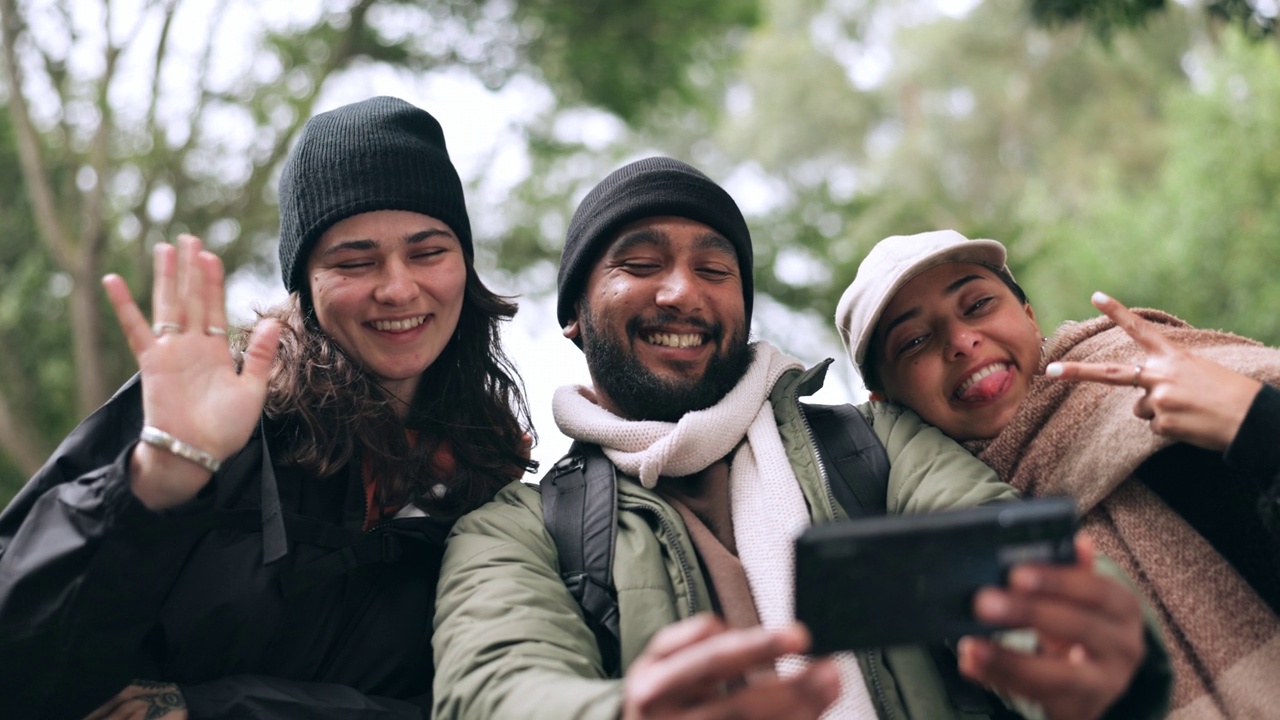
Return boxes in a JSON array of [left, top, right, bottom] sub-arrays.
[[237, 262, 536, 520]]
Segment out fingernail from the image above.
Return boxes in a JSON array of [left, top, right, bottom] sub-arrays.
[[1092, 291, 1110, 306], [1045, 362, 1063, 378], [807, 660, 842, 703], [1010, 567, 1041, 591], [976, 590, 1011, 620], [775, 625, 809, 654], [959, 636, 992, 667], [1068, 643, 1088, 665]]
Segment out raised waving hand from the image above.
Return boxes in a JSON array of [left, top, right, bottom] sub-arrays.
[[1045, 292, 1261, 452], [103, 234, 280, 509]]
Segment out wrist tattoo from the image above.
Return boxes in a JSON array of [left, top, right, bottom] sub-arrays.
[[128, 680, 186, 719]]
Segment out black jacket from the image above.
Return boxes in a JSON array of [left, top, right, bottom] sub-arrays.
[[0, 375, 452, 719], [1138, 383, 1280, 615]]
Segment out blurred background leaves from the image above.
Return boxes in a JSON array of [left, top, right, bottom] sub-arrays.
[[0, 0, 1277, 501]]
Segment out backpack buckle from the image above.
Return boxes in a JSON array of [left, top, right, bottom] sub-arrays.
[[551, 454, 585, 478]]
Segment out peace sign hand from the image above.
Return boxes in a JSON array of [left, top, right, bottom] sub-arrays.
[[102, 234, 281, 510], [1044, 292, 1261, 452]]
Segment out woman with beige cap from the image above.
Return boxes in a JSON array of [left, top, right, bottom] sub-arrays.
[[836, 229, 1280, 718]]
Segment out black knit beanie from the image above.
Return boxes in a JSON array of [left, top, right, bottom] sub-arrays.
[[556, 156, 754, 333], [277, 96, 472, 294]]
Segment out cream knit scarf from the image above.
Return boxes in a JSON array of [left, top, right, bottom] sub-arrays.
[[553, 341, 875, 719]]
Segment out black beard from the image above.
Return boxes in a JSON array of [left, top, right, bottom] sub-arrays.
[[580, 311, 755, 422]]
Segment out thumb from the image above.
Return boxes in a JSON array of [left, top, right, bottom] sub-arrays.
[[241, 319, 282, 382], [1074, 531, 1096, 571]]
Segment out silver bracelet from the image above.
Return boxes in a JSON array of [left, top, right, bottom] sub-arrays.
[[139, 425, 222, 473]]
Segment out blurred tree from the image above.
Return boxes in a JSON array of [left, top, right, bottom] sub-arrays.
[[0, 0, 443, 496], [484, 0, 1225, 346], [729, 0, 1280, 356], [716, 0, 1194, 331], [485, 0, 1280, 390], [0, 0, 758, 501], [6, 0, 1276, 503], [514, 0, 758, 122], [1028, 0, 1277, 39], [0, 109, 56, 484], [487, 0, 868, 312], [1033, 28, 1280, 341]]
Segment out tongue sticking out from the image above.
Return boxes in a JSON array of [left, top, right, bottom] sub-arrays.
[[957, 368, 1012, 403]]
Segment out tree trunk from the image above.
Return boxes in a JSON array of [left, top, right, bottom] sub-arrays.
[[0, 386, 46, 477], [70, 258, 109, 416]]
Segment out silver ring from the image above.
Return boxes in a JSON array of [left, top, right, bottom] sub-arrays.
[[205, 326, 228, 337], [1132, 364, 1143, 387], [152, 321, 183, 336]]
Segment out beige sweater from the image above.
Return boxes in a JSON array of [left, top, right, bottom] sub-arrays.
[[968, 309, 1280, 719]]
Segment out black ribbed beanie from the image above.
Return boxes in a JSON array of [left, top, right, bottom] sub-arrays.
[[277, 96, 471, 293], [556, 157, 753, 333]]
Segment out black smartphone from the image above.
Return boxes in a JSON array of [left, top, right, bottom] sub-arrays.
[[794, 496, 1077, 654]]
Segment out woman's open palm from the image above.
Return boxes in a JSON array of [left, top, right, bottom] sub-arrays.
[[103, 234, 280, 509]]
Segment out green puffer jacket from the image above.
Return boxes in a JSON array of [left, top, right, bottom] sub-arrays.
[[433, 363, 1171, 720]]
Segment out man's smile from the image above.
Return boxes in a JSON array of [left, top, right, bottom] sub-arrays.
[[645, 332, 706, 349]]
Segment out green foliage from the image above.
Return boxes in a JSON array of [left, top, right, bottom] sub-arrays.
[[717, 5, 882, 169], [715, 0, 1195, 330], [0, 113, 60, 498], [1029, 0, 1167, 37], [0, 0, 763, 505], [492, 0, 1280, 369], [0, 1, 446, 502], [5, 0, 1280, 508], [1029, 0, 1277, 38], [512, 0, 759, 122], [1207, 0, 1279, 38], [1034, 29, 1280, 341]]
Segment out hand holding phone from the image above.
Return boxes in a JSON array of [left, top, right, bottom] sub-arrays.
[[795, 496, 1077, 653]]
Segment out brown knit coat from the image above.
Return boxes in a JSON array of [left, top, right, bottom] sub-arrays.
[[967, 310, 1280, 719]]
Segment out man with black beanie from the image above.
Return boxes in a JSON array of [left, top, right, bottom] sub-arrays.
[[434, 158, 1172, 719], [556, 156, 754, 333]]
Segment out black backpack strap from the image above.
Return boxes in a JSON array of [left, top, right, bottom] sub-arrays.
[[539, 442, 622, 677], [801, 402, 890, 517]]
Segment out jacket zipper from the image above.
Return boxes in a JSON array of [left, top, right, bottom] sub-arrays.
[[794, 392, 895, 719], [361, 483, 394, 533], [866, 649, 895, 720], [624, 498, 701, 615], [794, 394, 842, 524]]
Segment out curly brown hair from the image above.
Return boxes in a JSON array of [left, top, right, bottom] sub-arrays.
[[237, 262, 536, 520]]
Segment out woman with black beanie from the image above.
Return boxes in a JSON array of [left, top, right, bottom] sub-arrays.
[[0, 96, 535, 720]]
